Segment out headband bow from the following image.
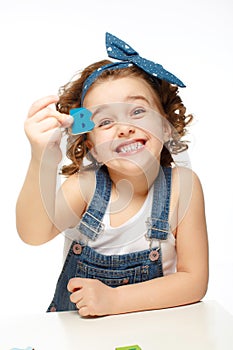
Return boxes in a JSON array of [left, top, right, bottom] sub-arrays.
[[81, 32, 185, 104]]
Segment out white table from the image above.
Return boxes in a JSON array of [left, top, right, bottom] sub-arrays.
[[1, 301, 233, 350]]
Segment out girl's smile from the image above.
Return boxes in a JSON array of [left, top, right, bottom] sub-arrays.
[[115, 138, 146, 156]]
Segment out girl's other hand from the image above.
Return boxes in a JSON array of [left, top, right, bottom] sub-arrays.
[[68, 277, 117, 317], [24, 95, 73, 165]]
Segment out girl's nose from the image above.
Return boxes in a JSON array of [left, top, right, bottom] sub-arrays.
[[117, 123, 135, 137]]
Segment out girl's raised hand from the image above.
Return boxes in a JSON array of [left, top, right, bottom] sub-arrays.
[[24, 95, 73, 165]]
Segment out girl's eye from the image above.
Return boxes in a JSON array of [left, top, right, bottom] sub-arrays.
[[132, 108, 146, 118], [98, 119, 114, 127]]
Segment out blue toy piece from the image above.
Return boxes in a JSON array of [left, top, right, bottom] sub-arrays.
[[70, 107, 94, 134], [10, 347, 34, 350]]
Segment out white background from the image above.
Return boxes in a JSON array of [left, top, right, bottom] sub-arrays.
[[0, 0, 232, 316]]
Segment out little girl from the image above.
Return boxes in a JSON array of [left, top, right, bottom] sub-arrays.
[[16, 33, 208, 317]]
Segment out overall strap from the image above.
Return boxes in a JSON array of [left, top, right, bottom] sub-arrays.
[[146, 166, 172, 240], [78, 167, 112, 240]]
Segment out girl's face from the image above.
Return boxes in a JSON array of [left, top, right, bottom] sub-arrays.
[[83, 76, 170, 175]]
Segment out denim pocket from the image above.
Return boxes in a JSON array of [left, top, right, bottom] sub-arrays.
[[75, 261, 151, 287]]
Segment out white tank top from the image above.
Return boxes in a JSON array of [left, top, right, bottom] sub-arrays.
[[64, 185, 176, 276]]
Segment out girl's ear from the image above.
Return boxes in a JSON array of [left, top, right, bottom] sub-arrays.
[[85, 139, 94, 150], [163, 119, 172, 143]]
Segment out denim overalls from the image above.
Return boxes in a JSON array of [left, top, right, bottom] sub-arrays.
[[47, 166, 172, 312]]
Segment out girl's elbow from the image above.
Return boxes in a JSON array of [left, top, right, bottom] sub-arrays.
[[17, 229, 43, 246], [191, 274, 209, 303]]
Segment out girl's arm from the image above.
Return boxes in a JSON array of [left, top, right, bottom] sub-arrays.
[[113, 168, 208, 313], [16, 96, 87, 245]]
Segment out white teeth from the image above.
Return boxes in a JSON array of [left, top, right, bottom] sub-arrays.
[[118, 141, 144, 153]]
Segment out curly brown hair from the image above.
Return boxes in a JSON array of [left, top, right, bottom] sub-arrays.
[[56, 60, 193, 176]]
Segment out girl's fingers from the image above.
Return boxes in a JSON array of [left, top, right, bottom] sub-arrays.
[[44, 127, 63, 144], [70, 290, 83, 305], [24, 116, 59, 138], [26, 97, 74, 130], [67, 278, 83, 292], [27, 95, 59, 118], [36, 117, 61, 132], [62, 115, 74, 128]]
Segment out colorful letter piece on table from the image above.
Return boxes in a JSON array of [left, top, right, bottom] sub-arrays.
[[10, 347, 34, 350], [115, 345, 142, 350], [70, 107, 94, 134]]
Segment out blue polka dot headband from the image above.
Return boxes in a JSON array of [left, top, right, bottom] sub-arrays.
[[81, 32, 186, 105]]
